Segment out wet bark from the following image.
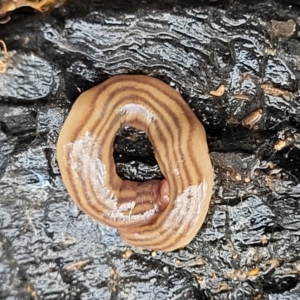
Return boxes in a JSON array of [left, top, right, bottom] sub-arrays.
[[0, 0, 300, 299]]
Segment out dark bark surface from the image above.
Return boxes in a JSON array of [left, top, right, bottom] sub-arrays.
[[0, 0, 300, 299]]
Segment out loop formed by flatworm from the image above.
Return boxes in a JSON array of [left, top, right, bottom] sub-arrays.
[[57, 75, 213, 251]]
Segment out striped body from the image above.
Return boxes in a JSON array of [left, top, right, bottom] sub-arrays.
[[56, 75, 213, 251]]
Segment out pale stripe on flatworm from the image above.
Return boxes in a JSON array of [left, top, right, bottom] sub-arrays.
[[57, 75, 213, 251]]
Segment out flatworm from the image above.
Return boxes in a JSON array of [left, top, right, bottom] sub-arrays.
[[57, 75, 213, 251]]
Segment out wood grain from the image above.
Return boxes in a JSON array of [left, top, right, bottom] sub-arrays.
[[57, 75, 213, 251]]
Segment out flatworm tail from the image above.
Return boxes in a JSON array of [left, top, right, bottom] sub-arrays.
[[57, 75, 213, 251]]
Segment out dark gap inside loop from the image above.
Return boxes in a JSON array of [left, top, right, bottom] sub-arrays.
[[113, 126, 163, 181]]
